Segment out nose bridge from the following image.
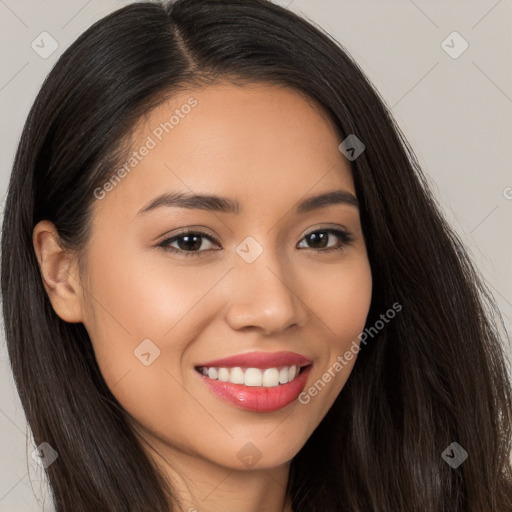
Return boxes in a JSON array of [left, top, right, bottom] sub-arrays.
[[224, 236, 305, 333]]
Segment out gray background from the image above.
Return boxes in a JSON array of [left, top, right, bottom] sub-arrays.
[[1, 0, 511, 510]]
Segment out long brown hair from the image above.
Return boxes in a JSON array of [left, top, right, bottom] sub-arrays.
[[2, 1, 511, 510]]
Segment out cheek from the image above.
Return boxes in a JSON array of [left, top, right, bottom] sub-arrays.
[[80, 243, 230, 406], [84, 241, 223, 345], [328, 257, 373, 369], [299, 253, 373, 342], [80, 248, 221, 444], [296, 255, 372, 413]]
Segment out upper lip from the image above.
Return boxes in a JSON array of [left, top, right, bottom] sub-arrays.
[[195, 351, 313, 369]]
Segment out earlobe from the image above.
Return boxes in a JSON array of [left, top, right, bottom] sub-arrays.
[[32, 220, 84, 323]]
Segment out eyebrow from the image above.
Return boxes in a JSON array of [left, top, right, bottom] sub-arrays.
[[137, 189, 359, 216]]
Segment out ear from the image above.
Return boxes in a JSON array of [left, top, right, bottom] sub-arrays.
[[32, 220, 84, 323]]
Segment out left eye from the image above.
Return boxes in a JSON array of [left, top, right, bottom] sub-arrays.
[[297, 228, 354, 251]]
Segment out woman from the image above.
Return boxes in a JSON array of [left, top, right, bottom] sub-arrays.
[[2, 0, 511, 510]]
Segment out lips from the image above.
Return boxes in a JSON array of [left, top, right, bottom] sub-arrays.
[[195, 350, 312, 369], [195, 351, 313, 412]]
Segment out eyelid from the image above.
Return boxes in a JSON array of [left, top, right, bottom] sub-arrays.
[[158, 225, 219, 243], [301, 222, 350, 237]]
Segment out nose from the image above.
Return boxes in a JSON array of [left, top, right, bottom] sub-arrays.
[[223, 247, 308, 335]]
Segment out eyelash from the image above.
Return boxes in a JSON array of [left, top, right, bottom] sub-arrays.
[[157, 227, 354, 258]]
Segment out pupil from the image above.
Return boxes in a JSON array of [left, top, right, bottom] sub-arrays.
[[179, 234, 202, 251], [308, 231, 328, 249]]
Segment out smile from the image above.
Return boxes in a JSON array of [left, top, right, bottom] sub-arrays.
[[196, 365, 304, 387], [196, 365, 313, 412]]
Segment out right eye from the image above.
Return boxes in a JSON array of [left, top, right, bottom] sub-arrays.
[[158, 230, 221, 257]]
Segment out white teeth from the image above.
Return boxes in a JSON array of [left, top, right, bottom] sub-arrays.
[[244, 368, 263, 386], [229, 367, 245, 385], [262, 368, 279, 387], [218, 367, 230, 382], [199, 365, 302, 387]]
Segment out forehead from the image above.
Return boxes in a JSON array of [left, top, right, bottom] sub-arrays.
[[93, 81, 355, 218]]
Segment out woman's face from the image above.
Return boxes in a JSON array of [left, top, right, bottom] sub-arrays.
[[74, 82, 372, 470]]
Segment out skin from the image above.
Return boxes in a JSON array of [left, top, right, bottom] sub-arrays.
[[33, 82, 372, 512]]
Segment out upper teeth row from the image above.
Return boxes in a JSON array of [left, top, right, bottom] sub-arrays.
[[200, 366, 300, 387]]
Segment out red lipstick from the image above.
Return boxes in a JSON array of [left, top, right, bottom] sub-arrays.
[[195, 351, 313, 412], [196, 350, 312, 369]]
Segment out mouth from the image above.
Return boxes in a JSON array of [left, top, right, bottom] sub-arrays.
[[194, 351, 313, 412], [195, 363, 311, 387]]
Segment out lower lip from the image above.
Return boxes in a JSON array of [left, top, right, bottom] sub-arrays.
[[197, 365, 313, 412]]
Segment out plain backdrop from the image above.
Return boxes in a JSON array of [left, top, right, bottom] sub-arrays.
[[1, 0, 511, 510]]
